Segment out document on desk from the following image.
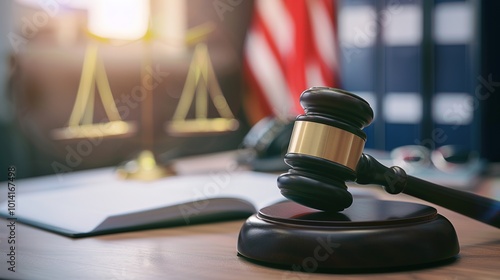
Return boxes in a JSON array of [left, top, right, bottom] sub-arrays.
[[0, 169, 285, 237]]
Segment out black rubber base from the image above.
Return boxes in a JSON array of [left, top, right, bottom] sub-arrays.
[[237, 199, 459, 271]]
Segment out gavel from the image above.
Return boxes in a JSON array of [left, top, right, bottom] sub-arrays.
[[277, 87, 500, 228]]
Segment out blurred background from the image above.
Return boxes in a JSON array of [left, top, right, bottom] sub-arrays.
[[0, 0, 499, 181]]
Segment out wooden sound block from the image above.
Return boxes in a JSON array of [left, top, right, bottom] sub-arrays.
[[237, 199, 459, 271]]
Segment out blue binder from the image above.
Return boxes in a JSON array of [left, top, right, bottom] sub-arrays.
[[337, 0, 379, 149], [431, 0, 480, 151], [338, 0, 480, 152]]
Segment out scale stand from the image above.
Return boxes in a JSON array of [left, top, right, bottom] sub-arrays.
[[115, 37, 175, 181], [54, 25, 240, 181]]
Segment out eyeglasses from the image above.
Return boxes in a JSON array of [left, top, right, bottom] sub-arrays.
[[390, 145, 481, 174]]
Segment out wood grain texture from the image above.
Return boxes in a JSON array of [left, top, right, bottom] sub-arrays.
[[1, 191, 498, 280], [0, 154, 499, 280]]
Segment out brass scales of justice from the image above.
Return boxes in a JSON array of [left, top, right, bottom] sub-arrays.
[[51, 25, 239, 180]]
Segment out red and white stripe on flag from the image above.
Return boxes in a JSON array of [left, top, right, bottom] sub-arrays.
[[244, 0, 339, 118]]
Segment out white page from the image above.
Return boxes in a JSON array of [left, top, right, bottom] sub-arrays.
[[0, 169, 283, 233]]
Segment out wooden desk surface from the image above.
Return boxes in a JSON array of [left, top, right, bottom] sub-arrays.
[[1, 153, 499, 279]]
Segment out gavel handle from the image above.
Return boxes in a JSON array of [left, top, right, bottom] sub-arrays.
[[404, 176, 500, 228], [356, 154, 500, 229]]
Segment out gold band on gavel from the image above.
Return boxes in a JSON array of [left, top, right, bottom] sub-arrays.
[[287, 121, 365, 171]]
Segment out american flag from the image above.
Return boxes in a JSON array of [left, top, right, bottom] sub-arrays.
[[244, 0, 340, 118]]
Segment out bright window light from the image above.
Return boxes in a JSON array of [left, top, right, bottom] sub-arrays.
[[87, 0, 150, 40]]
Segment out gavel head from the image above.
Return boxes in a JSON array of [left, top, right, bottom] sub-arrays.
[[277, 87, 374, 212]]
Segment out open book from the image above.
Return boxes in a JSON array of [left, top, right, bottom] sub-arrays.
[[0, 168, 285, 237]]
